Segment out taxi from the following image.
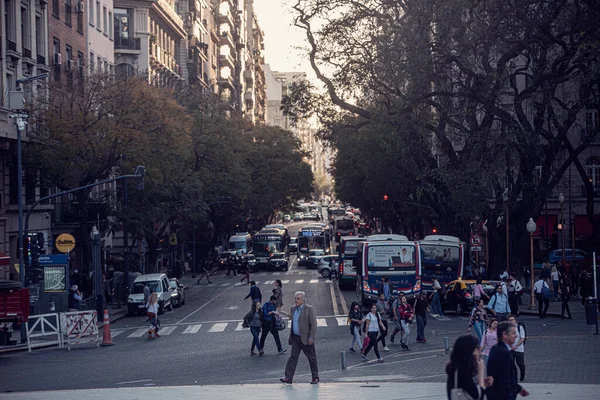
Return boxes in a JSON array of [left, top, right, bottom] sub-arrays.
[[442, 279, 496, 316]]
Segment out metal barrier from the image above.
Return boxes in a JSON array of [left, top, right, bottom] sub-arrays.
[[26, 313, 64, 353], [80, 296, 97, 311], [61, 310, 99, 350]]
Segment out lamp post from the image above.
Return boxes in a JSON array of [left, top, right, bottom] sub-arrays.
[[558, 193, 565, 263], [503, 188, 510, 273], [526, 218, 537, 309], [483, 222, 489, 267]]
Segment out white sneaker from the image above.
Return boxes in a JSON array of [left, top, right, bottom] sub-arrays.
[[383, 346, 391, 351]]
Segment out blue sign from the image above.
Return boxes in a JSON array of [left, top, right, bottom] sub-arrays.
[[39, 254, 68, 265]]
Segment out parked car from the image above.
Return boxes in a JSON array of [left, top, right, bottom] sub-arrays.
[[548, 248, 586, 264], [268, 252, 289, 271], [245, 254, 257, 271], [307, 249, 326, 269], [283, 214, 291, 223], [218, 251, 238, 268], [294, 213, 304, 221], [316, 255, 339, 278], [128, 274, 173, 315], [289, 237, 298, 253], [442, 279, 496, 316], [169, 278, 186, 307]]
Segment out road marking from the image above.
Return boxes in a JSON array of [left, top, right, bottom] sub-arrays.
[[220, 283, 230, 286], [338, 283, 349, 316], [330, 279, 339, 315], [272, 272, 281, 275], [281, 280, 290, 284], [116, 379, 153, 385], [295, 280, 304, 284], [207, 283, 216, 287], [317, 318, 327, 327], [234, 282, 244, 286], [288, 320, 292, 328], [182, 324, 202, 334], [177, 284, 235, 324], [310, 279, 319, 284], [336, 317, 348, 326], [325, 280, 333, 284], [159, 326, 177, 336], [235, 322, 245, 331], [208, 323, 228, 332], [297, 271, 307, 275], [111, 330, 124, 338], [264, 280, 274, 284], [258, 272, 268, 276], [127, 328, 148, 338]]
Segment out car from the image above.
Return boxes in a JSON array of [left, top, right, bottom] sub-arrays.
[[128, 274, 174, 315], [218, 250, 238, 268], [169, 278, 186, 307], [288, 237, 298, 253], [307, 249, 325, 268], [268, 252, 289, 271], [245, 254, 257, 270], [283, 214, 291, 223], [316, 255, 339, 278], [294, 213, 304, 221], [442, 279, 496, 316], [548, 248, 586, 264]]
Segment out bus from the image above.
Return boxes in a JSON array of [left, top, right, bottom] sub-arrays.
[[297, 225, 331, 266], [337, 236, 363, 289], [327, 208, 347, 225], [419, 235, 464, 290], [252, 229, 287, 265], [334, 216, 356, 241], [228, 232, 252, 254], [356, 240, 422, 310]]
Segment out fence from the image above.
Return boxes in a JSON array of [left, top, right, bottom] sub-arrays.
[[26, 313, 63, 353], [61, 310, 99, 351]]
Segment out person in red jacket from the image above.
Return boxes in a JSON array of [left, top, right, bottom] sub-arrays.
[[397, 296, 414, 350]]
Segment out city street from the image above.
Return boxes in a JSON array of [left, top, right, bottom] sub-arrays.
[[0, 221, 599, 395]]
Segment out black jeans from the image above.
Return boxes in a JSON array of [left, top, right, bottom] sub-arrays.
[[508, 293, 519, 316], [511, 350, 525, 381], [377, 320, 388, 347], [259, 320, 282, 352], [535, 294, 549, 318], [363, 331, 380, 359], [561, 299, 572, 318]]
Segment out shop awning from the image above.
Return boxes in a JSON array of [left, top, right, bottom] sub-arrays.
[[575, 215, 595, 236], [535, 215, 557, 237], [0, 251, 9, 266]]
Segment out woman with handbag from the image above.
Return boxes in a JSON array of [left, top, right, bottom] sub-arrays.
[[446, 335, 493, 400], [243, 301, 263, 355], [146, 292, 160, 339], [273, 280, 284, 311], [348, 301, 364, 353], [361, 303, 386, 363]]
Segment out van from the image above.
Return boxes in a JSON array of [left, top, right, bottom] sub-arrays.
[[127, 273, 173, 315]]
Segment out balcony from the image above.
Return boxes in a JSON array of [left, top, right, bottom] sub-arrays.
[[219, 75, 235, 90], [219, 52, 235, 69], [244, 90, 254, 105], [218, 9, 234, 29], [115, 37, 141, 51], [244, 69, 254, 86], [220, 31, 235, 48]]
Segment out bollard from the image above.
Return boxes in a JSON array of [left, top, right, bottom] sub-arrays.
[[444, 336, 449, 355], [341, 351, 347, 370]]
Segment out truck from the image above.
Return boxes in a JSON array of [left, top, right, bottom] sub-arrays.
[[0, 280, 30, 345]]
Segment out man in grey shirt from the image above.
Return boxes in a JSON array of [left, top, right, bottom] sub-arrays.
[[376, 293, 390, 351]]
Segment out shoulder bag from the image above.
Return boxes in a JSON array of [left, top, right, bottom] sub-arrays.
[[450, 369, 483, 400], [275, 314, 286, 331]]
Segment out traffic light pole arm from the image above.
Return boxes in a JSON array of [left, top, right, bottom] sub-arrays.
[[24, 172, 144, 240]]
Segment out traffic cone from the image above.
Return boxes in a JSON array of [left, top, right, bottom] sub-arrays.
[[101, 309, 115, 346]]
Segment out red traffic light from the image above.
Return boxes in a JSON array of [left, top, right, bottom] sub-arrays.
[[432, 228, 437, 233], [383, 195, 389, 201]]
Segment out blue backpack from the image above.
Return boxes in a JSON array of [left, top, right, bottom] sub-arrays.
[[541, 282, 551, 300]]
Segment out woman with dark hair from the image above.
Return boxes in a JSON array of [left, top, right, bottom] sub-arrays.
[[348, 301, 364, 353], [473, 277, 486, 303], [446, 335, 492, 400], [559, 276, 572, 319], [273, 280, 284, 311]]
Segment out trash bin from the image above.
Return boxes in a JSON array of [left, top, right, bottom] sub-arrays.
[[584, 297, 598, 325]]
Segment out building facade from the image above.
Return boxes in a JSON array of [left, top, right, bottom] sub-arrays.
[[88, 0, 115, 73]]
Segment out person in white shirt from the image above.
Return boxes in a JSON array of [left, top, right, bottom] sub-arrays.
[[551, 266, 561, 301], [507, 274, 523, 317], [146, 292, 160, 339], [508, 315, 526, 382], [533, 276, 550, 318], [361, 304, 386, 363]]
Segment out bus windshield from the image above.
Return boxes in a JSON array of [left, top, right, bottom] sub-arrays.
[[336, 220, 355, 230], [341, 239, 359, 256], [366, 244, 416, 271], [420, 244, 461, 284]]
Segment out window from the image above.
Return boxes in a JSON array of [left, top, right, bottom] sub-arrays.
[[97, 56, 102, 72], [89, 0, 94, 26], [6, 0, 16, 47], [35, 15, 45, 63], [77, 1, 84, 32], [21, 7, 30, 52], [66, 45, 73, 88], [587, 157, 600, 193], [65, 0, 72, 26], [103, 6, 107, 34], [108, 11, 113, 39], [77, 51, 84, 75], [586, 109, 599, 134], [52, 0, 60, 18], [96, 1, 101, 30], [53, 38, 61, 82], [90, 51, 94, 71], [114, 8, 132, 46]]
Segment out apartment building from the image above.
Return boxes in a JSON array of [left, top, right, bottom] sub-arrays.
[[242, 2, 265, 124], [113, 0, 187, 88], [88, 0, 115, 73]]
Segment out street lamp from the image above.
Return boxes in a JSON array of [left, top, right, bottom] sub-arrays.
[[503, 188, 510, 273], [526, 218, 537, 310], [558, 193, 565, 263], [482, 221, 489, 267]]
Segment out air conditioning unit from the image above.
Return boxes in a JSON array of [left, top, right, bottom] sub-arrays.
[[54, 53, 62, 65], [66, 59, 74, 70], [76, 1, 84, 13]]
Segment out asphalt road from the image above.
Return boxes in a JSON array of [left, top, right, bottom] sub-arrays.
[[1, 218, 599, 393]]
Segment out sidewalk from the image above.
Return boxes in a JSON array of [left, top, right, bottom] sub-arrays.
[[519, 292, 592, 318], [2, 383, 598, 400]]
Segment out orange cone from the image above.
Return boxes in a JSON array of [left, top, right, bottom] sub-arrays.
[[101, 309, 115, 346]]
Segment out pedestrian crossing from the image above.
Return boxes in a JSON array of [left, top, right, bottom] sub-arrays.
[[218, 279, 332, 288]]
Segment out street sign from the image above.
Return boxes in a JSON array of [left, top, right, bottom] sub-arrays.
[[40, 254, 68, 292], [470, 234, 482, 252], [470, 246, 482, 252], [55, 233, 76, 253]]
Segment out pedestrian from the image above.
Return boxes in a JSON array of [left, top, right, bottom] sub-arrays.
[[551, 266, 561, 301], [397, 295, 414, 350], [507, 314, 526, 383], [445, 335, 492, 400], [243, 301, 263, 356], [524, 265, 531, 290], [68, 285, 82, 311], [225, 254, 237, 276], [259, 296, 286, 355], [244, 281, 262, 303], [273, 280, 284, 311], [390, 292, 405, 344], [541, 259, 552, 287], [480, 318, 498, 367], [348, 301, 363, 353], [146, 292, 160, 339], [196, 258, 212, 285], [571, 262, 580, 296], [533, 275, 550, 318], [240, 257, 251, 285], [499, 270, 509, 281], [486, 284, 511, 321], [507, 274, 523, 317], [280, 291, 319, 384], [143, 282, 151, 306], [361, 303, 386, 363], [375, 293, 391, 351], [486, 321, 530, 400], [558, 276, 572, 319], [414, 291, 429, 343], [430, 279, 444, 317], [580, 270, 593, 305], [473, 277, 487, 303], [378, 277, 393, 302], [468, 298, 489, 343]]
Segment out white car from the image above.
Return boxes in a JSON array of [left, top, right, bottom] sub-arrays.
[[307, 249, 326, 268], [128, 273, 174, 315], [316, 255, 339, 278]]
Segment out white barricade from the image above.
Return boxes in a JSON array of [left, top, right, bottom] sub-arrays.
[[61, 310, 99, 351], [26, 313, 63, 353]]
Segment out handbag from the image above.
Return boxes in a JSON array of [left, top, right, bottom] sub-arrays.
[[450, 369, 482, 400], [275, 315, 286, 331], [362, 334, 370, 349]]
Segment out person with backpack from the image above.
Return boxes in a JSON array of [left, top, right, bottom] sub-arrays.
[[468, 298, 490, 343], [390, 293, 405, 344], [242, 301, 263, 356], [347, 301, 364, 353], [361, 303, 386, 363], [507, 274, 523, 317], [486, 285, 511, 321], [397, 295, 414, 351], [507, 314, 526, 382], [431, 279, 445, 317], [533, 275, 550, 319]]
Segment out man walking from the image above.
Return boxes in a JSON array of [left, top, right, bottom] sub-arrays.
[[533, 275, 550, 318], [487, 284, 511, 321], [280, 291, 319, 384], [196, 258, 212, 285], [259, 296, 285, 355], [507, 274, 523, 317], [225, 254, 237, 276], [244, 281, 262, 304], [508, 314, 526, 382], [414, 291, 429, 343], [390, 293, 405, 344], [487, 321, 529, 400], [376, 293, 390, 351]]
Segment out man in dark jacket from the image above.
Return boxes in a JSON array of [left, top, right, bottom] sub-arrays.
[[487, 321, 529, 400], [244, 281, 262, 303]]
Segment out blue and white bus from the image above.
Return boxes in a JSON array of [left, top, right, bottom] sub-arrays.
[[297, 225, 331, 266], [252, 229, 287, 265], [337, 236, 363, 289], [419, 235, 464, 290], [356, 240, 422, 310]]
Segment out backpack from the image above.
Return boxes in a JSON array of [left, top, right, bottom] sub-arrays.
[[518, 321, 527, 344], [439, 282, 448, 296], [541, 282, 551, 300]]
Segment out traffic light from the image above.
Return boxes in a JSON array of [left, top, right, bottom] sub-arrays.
[[432, 227, 437, 233], [383, 194, 389, 201], [27, 233, 41, 269]]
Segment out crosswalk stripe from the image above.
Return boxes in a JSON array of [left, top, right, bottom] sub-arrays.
[[325, 280, 332, 284], [207, 283, 216, 287], [220, 283, 230, 286], [234, 282, 244, 286], [208, 323, 228, 332], [159, 326, 177, 336], [258, 272, 268, 276], [310, 279, 319, 284], [281, 280, 290, 284], [336, 317, 348, 326], [297, 271, 307, 275], [272, 272, 281, 275], [183, 324, 202, 334], [111, 330, 124, 338], [127, 328, 148, 338], [317, 318, 327, 327], [235, 322, 245, 331], [264, 280, 274, 284], [295, 280, 304, 284]]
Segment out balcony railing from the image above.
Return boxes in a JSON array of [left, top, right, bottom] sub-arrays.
[[115, 37, 141, 50], [7, 39, 17, 52], [37, 54, 46, 65], [23, 48, 32, 58]]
